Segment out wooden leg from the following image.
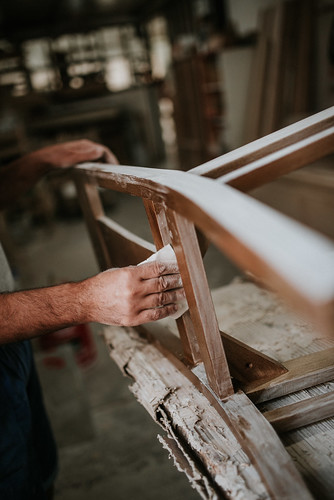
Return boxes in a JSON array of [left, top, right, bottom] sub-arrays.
[[166, 208, 233, 399], [143, 199, 201, 365]]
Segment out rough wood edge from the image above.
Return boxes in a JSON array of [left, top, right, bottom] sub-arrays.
[[104, 324, 312, 500]]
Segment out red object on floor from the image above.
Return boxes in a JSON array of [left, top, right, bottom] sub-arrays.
[[39, 324, 97, 369]]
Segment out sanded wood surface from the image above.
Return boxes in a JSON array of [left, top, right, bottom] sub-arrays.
[[74, 177, 111, 270], [218, 126, 334, 192], [220, 330, 287, 384]]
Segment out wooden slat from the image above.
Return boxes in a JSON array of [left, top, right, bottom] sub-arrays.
[[244, 348, 334, 403], [263, 391, 334, 433], [189, 106, 334, 179], [73, 176, 111, 270], [192, 363, 313, 499], [97, 215, 155, 267], [218, 125, 334, 192], [166, 209, 233, 399]]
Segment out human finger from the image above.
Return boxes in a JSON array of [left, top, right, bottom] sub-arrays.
[[142, 273, 183, 295], [99, 146, 119, 165], [135, 304, 179, 325], [138, 260, 180, 280], [67, 140, 118, 165], [141, 288, 185, 309]]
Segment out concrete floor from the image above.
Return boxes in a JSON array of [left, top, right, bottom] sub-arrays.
[[12, 190, 239, 500]]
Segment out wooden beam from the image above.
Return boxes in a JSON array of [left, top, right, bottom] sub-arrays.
[[105, 324, 312, 500], [263, 391, 334, 433]]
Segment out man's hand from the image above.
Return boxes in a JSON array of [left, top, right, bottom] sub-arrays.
[[0, 139, 118, 210], [31, 139, 118, 171], [0, 261, 185, 343], [83, 261, 185, 326]]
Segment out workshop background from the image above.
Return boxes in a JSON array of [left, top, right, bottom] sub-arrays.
[[0, 0, 333, 499]]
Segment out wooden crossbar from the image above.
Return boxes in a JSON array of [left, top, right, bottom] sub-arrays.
[[263, 391, 334, 432]]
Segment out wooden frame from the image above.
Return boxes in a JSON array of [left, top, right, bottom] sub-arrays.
[[74, 106, 334, 499]]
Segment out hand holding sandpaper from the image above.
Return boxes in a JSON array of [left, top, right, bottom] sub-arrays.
[[138, 244, 189, 319]]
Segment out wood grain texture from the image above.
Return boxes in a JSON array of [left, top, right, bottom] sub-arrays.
[[220, 330, 287, 384], [141, 321, 287, 385], [244, 348, 334, 403]]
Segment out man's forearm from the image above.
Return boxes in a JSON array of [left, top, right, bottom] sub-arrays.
[[0, 281, 89, 343], [0, 261, 184, 344]]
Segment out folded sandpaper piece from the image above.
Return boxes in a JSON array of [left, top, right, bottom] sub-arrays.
[[138, 244, 189, 319]]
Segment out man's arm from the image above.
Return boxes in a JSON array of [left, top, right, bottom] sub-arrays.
[[0, 261, 184, 344], [0, 139, 117, 210]]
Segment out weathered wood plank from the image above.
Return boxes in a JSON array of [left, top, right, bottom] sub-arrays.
[[263, 391, 334, 433], [220, 391, 312, 500], [105, 324, 312, 500]]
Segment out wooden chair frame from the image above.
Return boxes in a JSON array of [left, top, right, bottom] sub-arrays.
[[74, 106, 334, 499]]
